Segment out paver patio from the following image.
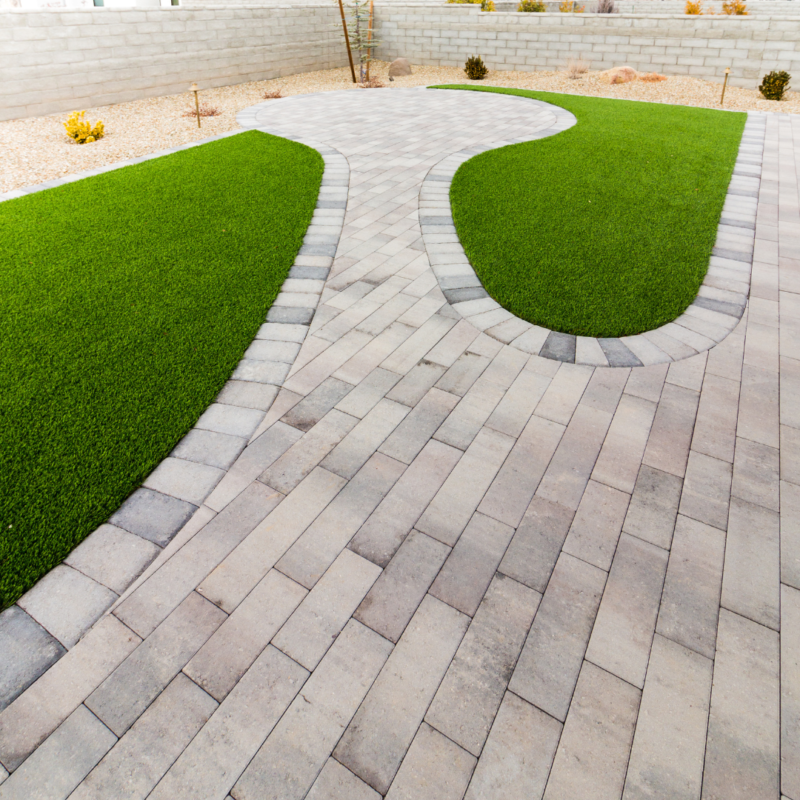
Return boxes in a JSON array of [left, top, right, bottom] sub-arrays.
[[0, 88, 797, 799]]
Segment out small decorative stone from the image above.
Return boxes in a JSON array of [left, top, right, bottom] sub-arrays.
[[388, 58, 413, 80]]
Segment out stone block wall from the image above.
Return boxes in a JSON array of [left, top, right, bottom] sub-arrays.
[[0, 5, 347, 121], [373, 4, 800, 87]]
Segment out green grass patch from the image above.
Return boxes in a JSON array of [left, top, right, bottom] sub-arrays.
[[0, 130, 323, 608], [433, 85, 745, 337]]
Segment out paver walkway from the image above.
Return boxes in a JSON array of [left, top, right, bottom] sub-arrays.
[[0, 88, 797, 800]]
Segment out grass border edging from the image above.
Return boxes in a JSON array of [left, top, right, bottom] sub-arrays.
[[420, 86, 765, 367]]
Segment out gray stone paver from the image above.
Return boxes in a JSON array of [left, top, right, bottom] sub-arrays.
[[0, 90, 795, 800]]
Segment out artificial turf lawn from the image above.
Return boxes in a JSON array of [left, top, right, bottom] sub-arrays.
[[434, 85, 746, 338], [0, 130, 323, 608]]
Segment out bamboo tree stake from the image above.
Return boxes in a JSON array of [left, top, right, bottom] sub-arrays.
[[366, 0, 374, 81], [338, 0, 357, 83]]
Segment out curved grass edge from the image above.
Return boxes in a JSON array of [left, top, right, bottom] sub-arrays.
[[0, 130, 329, 611], [429, 84, 748, 339]]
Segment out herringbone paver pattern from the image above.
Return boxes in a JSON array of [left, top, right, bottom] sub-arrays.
[[0, 88, 796, 800]]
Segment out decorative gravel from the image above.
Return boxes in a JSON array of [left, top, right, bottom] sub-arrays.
[[1, 60, 796, 193]]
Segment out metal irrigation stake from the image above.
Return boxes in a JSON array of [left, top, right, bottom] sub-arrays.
[[337, 0, 357, 84], [191, 82, 200, 128], [720, 67, 731, 107]]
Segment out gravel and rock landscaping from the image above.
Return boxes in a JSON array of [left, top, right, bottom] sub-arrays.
[[1, 61, 796, 194]]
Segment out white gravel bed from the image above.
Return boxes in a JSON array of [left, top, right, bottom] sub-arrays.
[[1, 61, 796, 194]]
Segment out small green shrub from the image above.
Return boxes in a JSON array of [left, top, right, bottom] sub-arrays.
[[465, 55, 489, 80], [518, 0, 546, 9], [759, 70, 791, 101]]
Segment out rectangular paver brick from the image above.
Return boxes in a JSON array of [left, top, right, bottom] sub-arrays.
[[499, 496, 575, 593], [691, 373, 740, 463], [782, 480, 800, 591], [386, 360, 446, 407], [436, 352, 491, 397], [721, 496, 780, 630], [276, 453, 406, 589], [657, 514, 725, 660], [429, 512, 516, 616], [622, 465, 683, 550], [486, 366, 551, 438], [782, 585, 800, 800], [464, 692, 560, 800], [592, 395, 657, 495], [305, 759, 380, 800], [354, 530, 450, 643], [148, 646, 308, 800], [562, 480, 631, 572], [679, 450, 733, 531], [86, 592, 225, 737], [702, 609, 779, 800], [0, 616, 139, 772], [542, 661, 640, 800], [731, 436, 780, 511], [642, 383, 700, 478], [232, 621, 392, 800], [333, 595, 469, 795], [417, 428, 516, 547], [335, 368, 401, 419], [198, 468, 346, 613], [624, 364, 668, 404], [273, 550, 381, 671], [585, 533, 669, 689], [0, 705, 116, 800], [69, 674, 218, 800], [739, 363, 780, 449], [534, 365, 593, 426], [184, 570, 306, 701], [433, 379, 506, 451], [478, 414, 564, 529], [384, 722, 476, 800], [510, 553, 606, 722], [426, 574, 539, 756], [350, 440, 462, 567], [622, 635, 712, 800]]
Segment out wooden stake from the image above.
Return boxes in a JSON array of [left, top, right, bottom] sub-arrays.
[[720, 67, 731, 106], [338, 0, 357, 84], [366, 0, 374, 81]]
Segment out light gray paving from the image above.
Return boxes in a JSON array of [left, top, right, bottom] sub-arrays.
[[1, 91, 793, 800]]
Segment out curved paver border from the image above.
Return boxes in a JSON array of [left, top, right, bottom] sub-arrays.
[[420, 96, 767, 367], [0, 124, 350, 710]]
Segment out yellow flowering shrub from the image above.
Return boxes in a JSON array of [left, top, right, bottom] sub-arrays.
[[559, 0, 585, 11], [63, 111, 105, 144]]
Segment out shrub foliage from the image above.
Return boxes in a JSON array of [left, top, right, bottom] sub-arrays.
[[759, 70, 791, 101], [464, 55, 489, 79], [63, 111, 105, 144]]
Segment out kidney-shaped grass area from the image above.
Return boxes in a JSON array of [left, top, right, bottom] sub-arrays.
[[435, 85, 746, 338], [0, 130, 324, 608]]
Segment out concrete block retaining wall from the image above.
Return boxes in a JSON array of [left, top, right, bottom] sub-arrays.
[[374, 5, 800, 87], [0, 5, 348, 120], [0, 1, 798, 120]]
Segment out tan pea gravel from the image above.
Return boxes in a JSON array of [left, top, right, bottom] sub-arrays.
[[1, 61, 796, 194]]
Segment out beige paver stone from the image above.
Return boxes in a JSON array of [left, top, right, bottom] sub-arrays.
[[430, 512, 516, 616], [0, 615, 139, 772], [731, 436, 780, 511], [657, 515, 725, 660], [622, 464, 683, 549], [350, 439, 461, 567], [510, 553, 606, 722], [486, 367, 551, 438], [384, 723, 476, 800], [739, 363, 780, 449], [417, 427, 516, 547], [666, 351, 707, 392], [534, 364, 593, 426], [333, 595, 469, 795], [782, 585, 800, 800], [273, 550, 381, 670], [69, 674, 218, 800], [562, 480, 630, 572], [679, 450, 733, 531], [184, 570, 307, 701], [478, 413, 564, 529], [434, 379, 506, 451], [705, 330, 744, 381], [721, 496, 780, 630], [580, 367, 629, 414], [782, 480, 800, 590], [702, 610, 779, 800], [543, 661, 640, 800], [198, 467, 346, 613], [624, 364, 668, 404], [691, 373, 740, 463], [464, 692, 561, 800], [354, 530, 450, 643], [586, 533, 668, 689], [426, 574, 540, 756], [782, 424, 800, 486], [499, 496, 575, 593], [305, 759, 380, 800], [148, 646, 308, 800], [622, 635, 712, 800], [385, 360, 445, 407], [232, 621, 392, 800], [591, 394, 657, 495], [335, 367, 401, 419], [642, 383, 700, 478]]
